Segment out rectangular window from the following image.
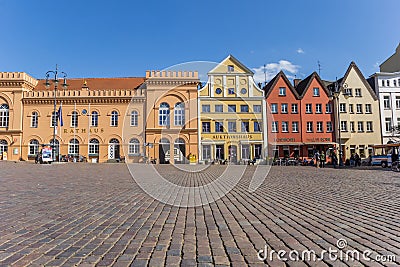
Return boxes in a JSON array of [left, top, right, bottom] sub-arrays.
[[228, 88, 235, 95], [383, 96, 390, 109], [366, 121, 373, 132], [315, 104, 322, 113], [281, 104, 288, 113], [271, 121, 278, 133], [271, 103, 278, 113], [228, 105, 236, 112], [385, 117, 392, 132], [253, 105, 261, 113], [341, 121, 347, 132], [381, 80, 385, 87], [202, 145, 211, 160], [396, 96, 400, 109], [339, 103, 346, 113], [313, 87, 320, 96], [215, 121, 224, 132], [240, 105, 249, 112], [355, 88, 362, 97], [305, 104, 312, 113], [215, 105, 223, 113], [358, 121, 364, 132], [241, 121, 249, 132], [306, 122, 313, 132], [350, 121, 355, 132], [326, 103, 332, 113], [365, 104, 372, 113], [279, 87, 286, 96], [359, 145, 365, 158], [228, 65, 234, 72], [50, 112, 57, 127], [281, 121, 288, 132], [31, 113, 38, 128], [242, 144, 250, 160], [228, 121, 236, 132], [202, 122, 210, 133], [254, 121, 262, 132], [356, 104, 363, 114], [344, 88, 353, 96], [316, 121, 323, 132], [398, 118, 400, 128], [327, 122, 333, 132], [349, 104, 354, 113], [291, 104, 298, 114], [202, 105, 210, 113], [292, 121, 299, 132]]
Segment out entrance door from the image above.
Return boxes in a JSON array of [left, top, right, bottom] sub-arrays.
[[159, 138, 170, 164], [0, 139, 8, 160], [215, 145, 224, 161], [108, 138, 120, 160], [228, 145, 237, 163], [174, 138, 186, 164]]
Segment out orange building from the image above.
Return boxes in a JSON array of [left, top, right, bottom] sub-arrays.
[[144, 70, 199, 164], [264, 71, 301, 158], [296, 72, 335, 158], [0, 72, 146, 163]]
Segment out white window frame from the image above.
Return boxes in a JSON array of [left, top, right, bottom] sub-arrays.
[[305, 104, 312, 113], [272, 121, 278, 133], [31, 111, 38, 128], [88, 138, 99, 155], [91, 111, 99, 127], [291, 104, 298, 114], [128, 138, 140, 155], [281, 104, 288, 114], [0, 104, 9, 128], [174, 102, 185, 126], [315, 104, 322, 114], [316, 121, 323, 132], [306, 122, 313, 132], [130, 111, 138, 127], [281, 121, 288, 132], [292, 121, 299, 132]]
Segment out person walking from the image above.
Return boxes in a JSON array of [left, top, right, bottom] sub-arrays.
[[314, 151, 320, 168], [332, 151, 338, 168], [320, 151, 326, 168]]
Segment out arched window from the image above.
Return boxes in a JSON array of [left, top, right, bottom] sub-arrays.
[[68, 138, 79, 155], [131, 111, 138, 127], [88, 138, 99, 155], [31, 111, 38, 128], [91, 111, 98, 127], [159, 102, 170, 126], [28, 139, 39, 155], [0, 104, 9, 128], [129, 138, 140, 155], [111, 111, 119, 127], [71, 111, 78, 127], [0, 139, 8, 155], [174, 102, 185, 126]]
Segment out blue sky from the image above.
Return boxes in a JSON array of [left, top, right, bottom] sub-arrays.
[[0, 0, 399, 83]]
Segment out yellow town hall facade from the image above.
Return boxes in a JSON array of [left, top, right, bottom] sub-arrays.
[[0, 72, 147, 162]]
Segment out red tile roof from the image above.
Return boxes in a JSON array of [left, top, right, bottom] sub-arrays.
[[34, 77, 146, 91]]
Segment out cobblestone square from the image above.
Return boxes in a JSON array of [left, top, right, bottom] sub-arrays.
[[0, 162, 399, 266]]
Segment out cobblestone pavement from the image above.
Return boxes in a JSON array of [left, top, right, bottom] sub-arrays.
[[0, 162, 399, 267]]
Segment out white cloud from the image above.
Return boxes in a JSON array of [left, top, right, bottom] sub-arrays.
[[297, 48, 305, 54], [252, 60, 300, 84]]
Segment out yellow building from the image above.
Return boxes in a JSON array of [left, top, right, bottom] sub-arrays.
[[0, 72, 146, 163], [144, 70, 199, 164], [0, 72, 36, 161], [335, 62, 382, 159], [198, 55, 267, 163]]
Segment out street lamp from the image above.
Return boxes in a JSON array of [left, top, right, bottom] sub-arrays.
[[331, 80, 350, 167], [45, 65, 67, 161]]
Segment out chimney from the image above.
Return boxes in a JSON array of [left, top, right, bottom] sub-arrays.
[[293, 79, 302, 87]]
